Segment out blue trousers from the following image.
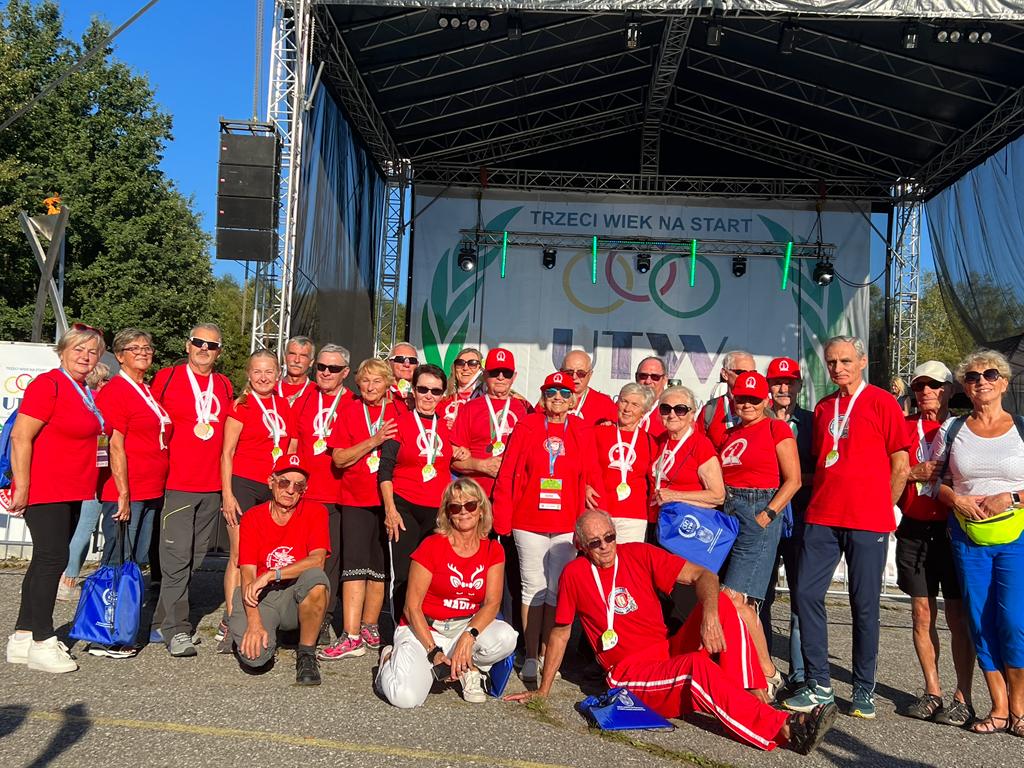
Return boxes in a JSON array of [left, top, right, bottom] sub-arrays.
[[949, 524, 1024, 671], [64, 498, 102, 578], [100, 499, 160, 566], [795, 524, 888, 692]]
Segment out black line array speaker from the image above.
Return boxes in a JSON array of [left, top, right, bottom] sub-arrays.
[[216, 131, 280, 262]]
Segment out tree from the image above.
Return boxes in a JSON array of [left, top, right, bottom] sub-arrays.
[[207, 274, 252, 390], [916, 272, 973, 371], [0, 0, 212, 370]]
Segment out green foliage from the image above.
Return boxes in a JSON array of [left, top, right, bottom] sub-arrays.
[[916, 271, 973, 371], [207, 274, 252, 390], [0, 0, 213, 371]]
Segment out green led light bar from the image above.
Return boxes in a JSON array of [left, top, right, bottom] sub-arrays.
[[780, 241, 793, 291], [500, 230, 508, 278], [689, 239, 697, 287], [591, 236, 598, 284]]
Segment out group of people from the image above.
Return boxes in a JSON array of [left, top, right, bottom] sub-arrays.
[[5, 321, 1024, 750]]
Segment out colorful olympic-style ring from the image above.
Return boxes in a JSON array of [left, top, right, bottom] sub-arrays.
[[605, 251, 679, 303], [562, 251, 625, 315], [3, 374, 33, 395], [647, 254, 721, 319]]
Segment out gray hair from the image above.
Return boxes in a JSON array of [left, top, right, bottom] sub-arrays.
[[86, 362, 111, 389], [723, 349, 754, 369], [618, 382, 655, 412], [112, 328, 152, 355], [287, 335, 315, 356], [319, 343, 350, 367], [660, 385, 696, 407], [574, 509, 614, 544], [636, 355, 666, 374], [824, 335, 866, 358], [389, 341, 417, 357], [57, 326, 106, 358], [190, 322, 222, 339], [955, 348, 1012, 383]]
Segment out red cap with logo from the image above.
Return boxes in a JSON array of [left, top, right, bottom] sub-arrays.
[[732, 371, 770, 400], [766, 357, 801, 380], [485, 347, 515, 371], [272, 453, 310, 477], [541, 372, 573, 392]]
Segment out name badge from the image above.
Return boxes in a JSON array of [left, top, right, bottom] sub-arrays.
[[539, 478, 562, 510], [96, 434, 110, 468]]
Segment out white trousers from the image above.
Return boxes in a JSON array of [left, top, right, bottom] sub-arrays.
[[376, 619, 518, 709], [513, 529, 575, 607], [612, 517, 648, 545]]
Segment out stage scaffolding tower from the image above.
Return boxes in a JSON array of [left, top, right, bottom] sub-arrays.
[[890, 182, 922, 383], [373, 160, 411, 360]]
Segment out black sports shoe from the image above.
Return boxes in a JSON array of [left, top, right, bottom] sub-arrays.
[[787, 702, 838, 755], [296, 652, 322, 686]]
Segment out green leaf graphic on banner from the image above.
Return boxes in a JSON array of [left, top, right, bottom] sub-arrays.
[[421, 206, 522, 369]]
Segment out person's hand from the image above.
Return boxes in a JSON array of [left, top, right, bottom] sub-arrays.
[[754, 509, 771, 529], [222, 496, 242, 527], [654, 488, 678, 506], [700, 612, 726, 655], [952, 494, 986, 521], [244, 572, 273, 607], [9, 486, 29, 517], [452, 445, 471, 462], [585, 485, 601, 509], [476, 456, 502, 477], [908, 460, 939, 483], [385, 506, 405, 542], [374, 419, 398, 446], [114, 493, 132, 522], [504, 690, 544, 704], [240, 623, 269, 660], [448, 632, 475, 680], [980, 492, 1013, 519]]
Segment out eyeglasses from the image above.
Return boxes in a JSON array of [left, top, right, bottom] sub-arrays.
[[487, 368, 514, 379], [911, 379, 946, 392], [316, 363, 347, 373], [453, 358, 481, 369], [729, 368, 751, 375], [659, 403, 693, 416], [560, 368, 591, 379], [584, 532, 616, 550], [189, 337, 222, 351], [415, 385, 444, 396], [446, 500, 480, 515], [391, 355, 418, 365], [123, 345, 154, 355], [543, 387, 573, 399], [274, 478, 307, 493], [636, 372, 664, 382], [963, 368, 1001, 385]]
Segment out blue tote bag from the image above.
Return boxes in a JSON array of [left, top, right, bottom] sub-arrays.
[[657, 501, 739, 573], [70, 524, 143, 646], [579, 688, 674, 731]]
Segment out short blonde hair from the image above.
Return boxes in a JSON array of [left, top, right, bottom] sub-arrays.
[[889, 376, 907, 397], [955, 348, 1012, 383], [435, 478, 493, 539], [618, 382, 654, 412], [57, 326, 106, 358], [355, 358, 393, 385]]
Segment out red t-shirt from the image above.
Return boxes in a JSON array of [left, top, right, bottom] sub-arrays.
[[637, 406, 666, 439], [295, 389, 353, 503], [410, 534, 505, 621], [805, 383, 911, 532], [450, 395, 531, 497], [277, 378, 314, 412], [229, 393, 296, 483], [556, 543, 684, 671], [17, 369, 103, 505], [898, 414, 945, 522], [327, 398, 401, 507], [388, 410, 454, 507], [697, 396, 737, 452], [152, 365, 234, 493], [593, 423, 655, 521], [571, 387, 618, 426], [388, 384, 411, 412], [96, 375, 171, 502], [438, 390, 475, 431], [238, 499, 331, 578], [719, 417, 794, 489], [648, 431, 719, 522]]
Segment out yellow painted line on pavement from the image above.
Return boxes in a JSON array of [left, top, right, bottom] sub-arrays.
[[17, 709, 573, 768]]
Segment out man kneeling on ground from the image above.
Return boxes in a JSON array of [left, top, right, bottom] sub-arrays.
[[506, 510, 837, 755], [232, 454, 330, 685]]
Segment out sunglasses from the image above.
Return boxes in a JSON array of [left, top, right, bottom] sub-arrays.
[[453, 358, 481, 369], [391, 355, 418, 365], [637, 372, 664, 382], [560, 368, 591, 379], [659, 403, 693, 416], [274, 478, 307, 493], [543, 387, 573, 399], [446, 500, 480, 515], [189, 337, 222, 351], [584, 532, 616, 550], [487, 368, 514, 379], [729, 368, 751, 375], [415, 385, 444, 396], [963, 368, 1001, 385], [316, 363, 347, 373], [911, 379, 946, 392]]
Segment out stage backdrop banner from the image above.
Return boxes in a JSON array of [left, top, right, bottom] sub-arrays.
[[410, 189, 871, 407]]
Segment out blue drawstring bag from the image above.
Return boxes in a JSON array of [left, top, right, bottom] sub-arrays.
[[70, 524, 143, 646], [780, 502, 795, 539], [486, 652, 515, 698], [658, 501, 739, 573], [579, 688, 674, 731]]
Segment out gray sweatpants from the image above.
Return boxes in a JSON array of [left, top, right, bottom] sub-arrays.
[[151, 489, 221, 640]]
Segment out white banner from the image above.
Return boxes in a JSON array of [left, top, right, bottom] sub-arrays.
[[410, 190, 871, 407]]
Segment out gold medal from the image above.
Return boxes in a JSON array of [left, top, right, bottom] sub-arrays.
[[271, 446, 283, 461], [367, 454, 380, 473], [313, 438, 328, 455], [615, 482, 630, 502], [491, 440, 505, 456], [193, 422, 214, 440], [824, 449, 839, 468], [421, 464, 437, 482], [600, 629, 618, 651]]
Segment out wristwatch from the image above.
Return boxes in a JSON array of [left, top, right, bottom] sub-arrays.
[[763, 507, 779, 521], [427, 645, 443, 663], [1012, 492, 1021, 507], [274, 568, 282, 582], [465, 626, 480, 639]]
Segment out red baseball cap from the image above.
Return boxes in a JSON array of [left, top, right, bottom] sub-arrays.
[[541, 372, 573, 392], [732, 371, 769, 400], [485, 347, 515, 371], [766, 357, 801, 380], [272, 453, 310, 477]]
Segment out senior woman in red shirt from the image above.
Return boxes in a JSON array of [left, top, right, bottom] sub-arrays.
[[493, 372, 599, 684], [6, 324, 106, 674]]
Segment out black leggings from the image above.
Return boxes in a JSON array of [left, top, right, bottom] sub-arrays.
[[384, 495, 436, 639], [16, 502, 81, 640]]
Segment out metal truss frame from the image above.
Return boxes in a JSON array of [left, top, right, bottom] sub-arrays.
[[890, 182, 921, 382], [373, 160, 411, 359], [641, 16, 693, 174]]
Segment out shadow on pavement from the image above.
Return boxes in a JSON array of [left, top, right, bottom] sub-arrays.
[[819, 728, 940, 768], [0, 703, 28, 739], [12, 702, 92, 768]]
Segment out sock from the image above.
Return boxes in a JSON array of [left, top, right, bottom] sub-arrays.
[[348, 634, 360, 641]]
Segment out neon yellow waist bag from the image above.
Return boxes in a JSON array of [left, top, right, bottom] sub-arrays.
[[956, 507, 1024, 546]]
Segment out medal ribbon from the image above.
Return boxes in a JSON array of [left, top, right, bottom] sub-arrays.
[[829, 380, 867, 463], [570, 388, 590, 419], [414, 412, 439, 467], [364, 402, 386, 461], [185, 365, 214, 427], [253, 393, 284, 443], [614, 426, 640, 488], [60, 368, 104, 432], [314, 390, 343, 439], [277, 379, 310, 402], [485, 395, 512, 443], [590, 556, 619, 638], [654, 427, 693, 491], [118, 370, 170, 449]]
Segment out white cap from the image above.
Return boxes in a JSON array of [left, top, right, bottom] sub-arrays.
[[910, 360, 953, 384]]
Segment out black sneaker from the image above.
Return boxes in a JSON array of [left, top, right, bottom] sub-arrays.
[[296, 652, 321, 686], [787, 702, 838, 755], [933, 698, 975, 727]]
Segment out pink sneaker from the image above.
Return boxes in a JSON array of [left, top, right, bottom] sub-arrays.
[[359, 623, 381, 649], [317, 635, 365, 660]]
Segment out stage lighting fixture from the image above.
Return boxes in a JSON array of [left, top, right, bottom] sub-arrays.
[[508, 15, 522, 41], [480, 18, 490, 32], [935, 29, 948, 43], [542, 248, 557, 270], [626, 21, 640, 49], [467, 18, 478, 30], [731, 256, 747, 278], [450, 16, 461, 29], [706, 22, 723, 47], [636, 253, 651, 274], [981, 30, 992, 43], [966, 28, 991, 43], [813, 258, 835, 286], [438, 16, 449, 29], [902, 24, 918, 49], [778, 24, 797, 54], [458, 242, 477, 272], [949, 29, 961, 43]]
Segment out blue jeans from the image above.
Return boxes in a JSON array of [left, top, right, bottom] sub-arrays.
[[721, 487, 783, 601], [101, 499, 160, 566], [64, 498, 102, 578]]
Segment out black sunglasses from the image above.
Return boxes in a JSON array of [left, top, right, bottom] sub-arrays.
[[729, 368, 751, 375], [446, 500, 479, 515], [585, 532, 616, 550], [963, 368, 1001, 385], [391, 355, 418, 365], [637, 372, 664, 382], [911, 379, 946, 392], [453, 358, 481, 369], [189, 336, 222, 351], [415, 385, 444, 396], [659, 403, 693, 416], [487, 368, 515, 379], [543, 387, 573, 399], [316, 363, 347, 373], [560, 368, 590, 379]]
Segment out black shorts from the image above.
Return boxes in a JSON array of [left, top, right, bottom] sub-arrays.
[[231, 475, 271, 516], [340, 505, 387, 582], [895, 517, 962, 600]]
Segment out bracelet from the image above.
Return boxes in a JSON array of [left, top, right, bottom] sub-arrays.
[[427, 645, 442, 663], [274, 568, 282, 582], [763, 507, 779, 521]]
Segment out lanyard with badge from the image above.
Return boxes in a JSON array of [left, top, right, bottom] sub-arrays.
[[611, 427, 640, 502], [364, 403, 386, 473], [253, 393, 285, 461], [539, 418, 566, 511], [61, 369, 107, 467], [654, 427, 693, 491], [415, 412, 440, 482], [591, 556, 620, 651], [118, 370, 171, 450], [486, 395, 512, 456], [186, 366, 216, 440], [824, 380, 866, 468], [312, 391, 342, 455]]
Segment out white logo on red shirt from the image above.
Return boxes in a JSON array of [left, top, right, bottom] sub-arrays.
[[828, 418, 850, 439], [262, 409, 287, 437], [720, 438, 748, 467], [265, 546, 296, 570], [607, 441, 637, 471], [416, 431, 445, 458], [447, 563, 485, 591], [611, 587, 638, 615]]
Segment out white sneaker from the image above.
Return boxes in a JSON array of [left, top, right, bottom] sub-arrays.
[[521, 657, 540, 683], [6, 632, 31, 665], [27, 637, 78, 673], [460, 668, 487, 703]]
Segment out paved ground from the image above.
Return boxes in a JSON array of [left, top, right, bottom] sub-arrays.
[[1, 564, 1022, 768]]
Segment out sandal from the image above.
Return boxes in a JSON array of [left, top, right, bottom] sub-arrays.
[[969, 714, 1009, 734], [933, 698, 975, 727], [905, 692, 943, 721], [1010, 712, 1024, 738]]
